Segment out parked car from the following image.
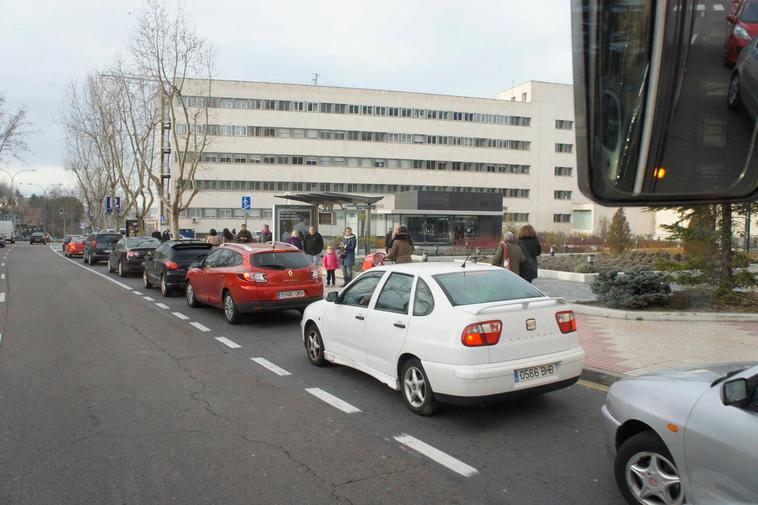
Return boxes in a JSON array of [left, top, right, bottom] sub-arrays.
[[64, 235, 86, 258], [726, 0, 758, 64], [62, 234, 75, 252], [601, 363, 758, 505], [29, 232, 46, 245], [82, 231, 122, 265], [107, 236, 160, 277], [0, 236, 5, 248], [143, 240, 214, 296], [185, 242, 324, 324], [301, 262, 585, 415], [727, 33, 758, 119]]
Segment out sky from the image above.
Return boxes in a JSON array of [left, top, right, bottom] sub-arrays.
[[0, 0, 574, 196]]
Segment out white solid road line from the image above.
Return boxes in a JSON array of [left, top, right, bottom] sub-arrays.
[[143, 296, 155, 302], [394, 434, 479, 478], [132, 291, 143, 296], [713, 4, 724, 10], [155, 302, 170, 309], [1, 274, 4, 280], [251, 357, 291, 376], [696, 3, 705, 10], [172, 312, 190, 320], [50, 246, 131, 290], [0, 292, 5, 303], [305, 387, 361, 414], [189, 321, 211, 332], [215, 336, 242, 349], [0, 333, 3, 345]]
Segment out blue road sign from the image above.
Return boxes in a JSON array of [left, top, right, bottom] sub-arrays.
[[160, 215, 168, 225], [114, 196, 121, 213], [241, 195, 252, 210], [105, 196, 112, 214]]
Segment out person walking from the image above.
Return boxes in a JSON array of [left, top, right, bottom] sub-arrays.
[[260, 224, 272, 243], [491, 231, 525, 276], [151, 229, 162, 240], [323, 245, 339, 287], [286, 229, 303, 250], [339, 227, 357, 286], [517, 224, 542, 283], [303, 226, 324, 264], [385, 225, 413, 263], [161, 229, 171, 242], [222, 228, 234, 244], [206, 228, 221, 246], [236, 224, 253, 243]]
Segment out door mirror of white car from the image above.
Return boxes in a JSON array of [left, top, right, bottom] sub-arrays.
[[326, 291, 338, 303], [723, 378, 749, 407], [571, 0, 758, 204]]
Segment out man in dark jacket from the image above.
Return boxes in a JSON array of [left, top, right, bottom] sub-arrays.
[[303, 226, 324, 265], [517, 224, 542, 283], [260, 224, 272, 243], [151, 229, 162, 240], [236, 224, 253, 243]]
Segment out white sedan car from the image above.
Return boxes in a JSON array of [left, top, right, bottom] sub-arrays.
[[301, 262, 585, 415]]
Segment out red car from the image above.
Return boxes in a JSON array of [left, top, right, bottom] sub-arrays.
[[64, 236, 86, 258], [726, 0, 758, 64], [185, 242, 324, 324]]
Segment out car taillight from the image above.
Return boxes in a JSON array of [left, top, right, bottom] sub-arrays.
[[127, 251, 140, 258], [238, 272, 267, 283], [164, 261, 179, 270], [555, 311, 576, 334], [310, 269, 320, 280], [461, 320, 502, 347]]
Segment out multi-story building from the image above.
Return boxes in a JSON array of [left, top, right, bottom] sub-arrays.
[[173, 78, 667, 244]]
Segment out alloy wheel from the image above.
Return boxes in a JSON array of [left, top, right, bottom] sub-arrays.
[[403, 366, 427, 408], [224, 294, 235, 321], [728, 74, 741, 108], [625, 451, 684, 505], [186, 283, 195, 305], [160, 275, 168, 296], [307, 329, 321, 361]]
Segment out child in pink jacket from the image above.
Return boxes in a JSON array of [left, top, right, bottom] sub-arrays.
[[322, 245, 339, 286]]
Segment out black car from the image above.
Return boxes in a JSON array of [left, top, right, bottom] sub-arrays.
[[143, 240, 214, 296], [29, 232, 46, 245], [83, 231, 122, 265], [107, 236, 160, 277]]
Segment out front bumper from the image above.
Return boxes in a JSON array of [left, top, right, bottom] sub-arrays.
[[237, 295, 323, 313], [600, 404, 622, 457], [422, 346, 586, 398]]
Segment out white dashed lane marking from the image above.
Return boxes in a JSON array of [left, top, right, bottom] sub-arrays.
[[305, 387, 361, 414], [132, 290, 143, 296], [172, 312, 190, 321], [713, 4, 724, 10], [394, 434, 479, 478], [0, 292, 5, 303], [1, 273, 5, 279], [143, 296, 155, 302], [189, 321, 211, 332], [214, 337, 241, 349], [251, 357, 291, 376], [155, 303, 169, 309]]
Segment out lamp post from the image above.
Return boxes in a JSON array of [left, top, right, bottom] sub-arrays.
[[0, 168, 37, 229], [22, 182, 53, 235]]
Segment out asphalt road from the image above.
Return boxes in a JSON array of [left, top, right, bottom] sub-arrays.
[[0, 243, 626, 505]]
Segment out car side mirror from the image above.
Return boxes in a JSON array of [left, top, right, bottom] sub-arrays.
[[190, 260, 202, 269], [726, 15, 735, 22], [326, 291, 338, 303], [722, 378, 749, 407]]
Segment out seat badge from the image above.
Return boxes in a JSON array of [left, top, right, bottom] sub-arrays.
[[526, 319, 536, 331]]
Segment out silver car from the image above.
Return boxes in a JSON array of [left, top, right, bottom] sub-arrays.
[[601, 363, 758, 505], [728, 34, 758, 119]]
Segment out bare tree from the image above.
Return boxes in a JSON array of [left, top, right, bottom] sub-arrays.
[[130, 0, 214, 237], [0, 93, 34, 165], [62, 130, 109, 230]]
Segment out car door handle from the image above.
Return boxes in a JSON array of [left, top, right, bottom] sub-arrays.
[[393, 322, 406, 328], [355, 314, 365, 320]]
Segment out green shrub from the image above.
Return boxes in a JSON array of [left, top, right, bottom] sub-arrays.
[[591, 270, 672, 309]]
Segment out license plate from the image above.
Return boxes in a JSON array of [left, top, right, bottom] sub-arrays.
[[277, 290, 305, 300], [514, 363, 558, 383]]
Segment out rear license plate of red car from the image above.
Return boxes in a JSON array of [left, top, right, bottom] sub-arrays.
[[277, 290, 305, 300]]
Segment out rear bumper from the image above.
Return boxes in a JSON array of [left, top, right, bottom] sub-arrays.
[[422, 346, 585, 398], [237, 295, 323, 313], [123, 260, 146, 273]]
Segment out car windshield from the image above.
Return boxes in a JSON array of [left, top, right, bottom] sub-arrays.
[[742, 2, 758, 23], [251, 251, 311, 269], [172, 245, 213, 261], [433, 269, 544, 306], [126, 237, 159, 248], [31, 233, 43, 237]]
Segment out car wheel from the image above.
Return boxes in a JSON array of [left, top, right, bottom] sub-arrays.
[[223, 290, 241, 325], [185, 282, 201, 307], [160, 275, 171, 297], [727, 73, 742, 110], [615, 431, 685, 505], [143, 269, 153, 289], [305, 324, 327, 367], [400, 358, 438, 416], [118, 261, 126, 278]]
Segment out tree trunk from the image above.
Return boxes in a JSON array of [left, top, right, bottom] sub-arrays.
[[719, 203, 733, 291], [170, 209, 180, 240]]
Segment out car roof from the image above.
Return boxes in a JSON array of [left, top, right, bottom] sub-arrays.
[[370, 261, 501, 276], [221, 242, 299, 253]]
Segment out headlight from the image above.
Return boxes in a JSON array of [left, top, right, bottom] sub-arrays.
[[734, 25, 751, 40]]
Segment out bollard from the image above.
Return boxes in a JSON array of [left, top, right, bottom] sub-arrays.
[[422, 252, 428, 262], [550, 246, 555, 257]]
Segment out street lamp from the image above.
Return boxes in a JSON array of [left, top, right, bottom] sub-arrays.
[[22, 182, 53, 235], [0, 168, 37, 229]]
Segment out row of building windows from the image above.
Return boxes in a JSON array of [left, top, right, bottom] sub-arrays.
[[189, 151, 532, 174], [554, 166, 573, 176], [553, 214, 571, 223], [555, 143, 573, 153], [189, 179, 531, 198], [181, 95, 532, 127], [176, 123, 533, 151], [180, 207, 273, 219], [504, 213, 530, 222], [555, 120, 574, 130], [554, 190, 572, 200]]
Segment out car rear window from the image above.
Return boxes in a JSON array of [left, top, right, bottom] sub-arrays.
[[96, 234, 121, 244], [126, 237, 160, 248], [171, 244, 213, 261], [32, 233, 44, 237], [433, 269, 544, 306], [251, 251, 311, 270]]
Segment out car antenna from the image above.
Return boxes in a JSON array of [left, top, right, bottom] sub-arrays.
[[461, 243, 471, 268]]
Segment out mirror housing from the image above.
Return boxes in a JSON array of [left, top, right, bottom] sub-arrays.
[[722, 378, 749, 407], [189, 260, 202, 269], [726, 15, 736, 23], [326, 291, 338, 303]]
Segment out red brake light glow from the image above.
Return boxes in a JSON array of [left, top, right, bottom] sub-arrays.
[[555, 311, 577, 334], [164, 260, 179, 270], [461, 320, 502, 347]]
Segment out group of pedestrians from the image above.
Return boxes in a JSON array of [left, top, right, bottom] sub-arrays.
[[491, 224, 541, 283]]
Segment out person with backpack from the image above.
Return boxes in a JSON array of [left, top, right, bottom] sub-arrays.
[[491, 231, 525, 276], [517, 224, 542, 283]]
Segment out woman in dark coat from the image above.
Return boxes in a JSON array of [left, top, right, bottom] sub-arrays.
[[386, 226, 413, 263], [517, 224, 542, 283]]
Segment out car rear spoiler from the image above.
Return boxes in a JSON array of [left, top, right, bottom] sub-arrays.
[[471, 297, 567, 315]]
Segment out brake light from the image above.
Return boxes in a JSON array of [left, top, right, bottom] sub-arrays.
[[238, 272, 267, 283], [461, 320, 502, 347], [164, 261, 179, 270], [555, 311, 576, 334], [310, 269, 320, 280], [127, 250, 140, 258]]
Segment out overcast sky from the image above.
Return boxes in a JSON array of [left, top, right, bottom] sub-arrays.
[[0, 0, 573, 195]]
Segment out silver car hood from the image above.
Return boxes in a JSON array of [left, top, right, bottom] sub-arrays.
[[631, 362, 756, 384]]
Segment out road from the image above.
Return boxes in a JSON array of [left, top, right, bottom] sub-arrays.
[[0, 243, 625, 505]]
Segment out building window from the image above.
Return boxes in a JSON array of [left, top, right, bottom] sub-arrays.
[[555, 119, 574, 130], [573, 210, 592, 231], [555, 166, 573, 176], [553, 214, 571, 223], [521, 92, 528, 101], [555, 143, 573, 153], [554, 190, 572, 200], [504, 213, 530, 222]]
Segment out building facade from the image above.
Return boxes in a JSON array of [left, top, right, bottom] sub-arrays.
[[172, 79, 662, 243]]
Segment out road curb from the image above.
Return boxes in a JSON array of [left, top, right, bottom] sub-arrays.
[[570, 303, 758, 322], [581, 367, 624, 387]]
